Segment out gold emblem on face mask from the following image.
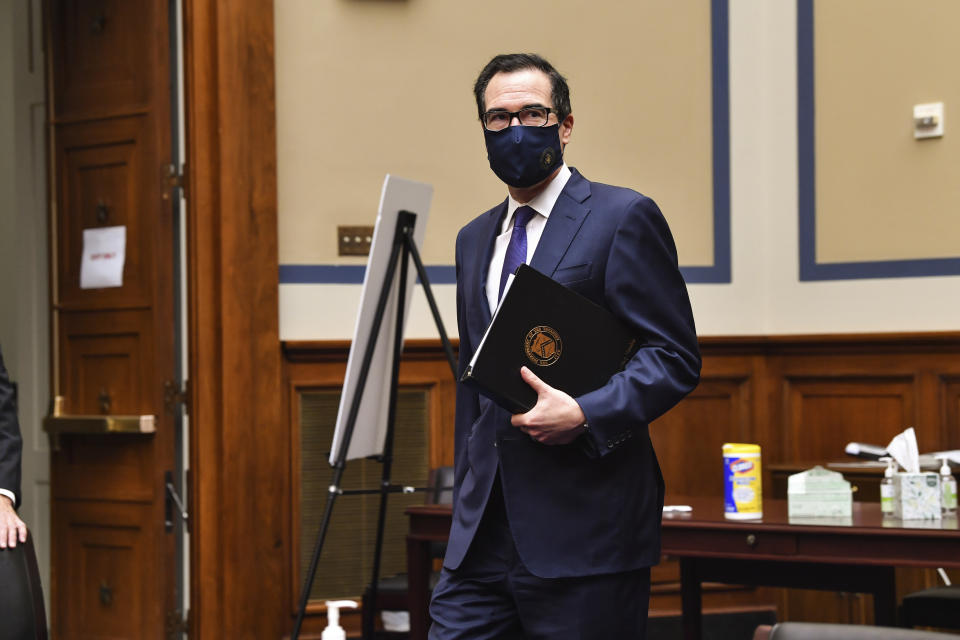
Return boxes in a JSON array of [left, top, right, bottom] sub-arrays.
[[540, 148, 555, 169], [524, 325, 562, 366]]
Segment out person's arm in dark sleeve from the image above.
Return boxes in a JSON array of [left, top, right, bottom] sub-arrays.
[[575, 195, 701, 456], [451, 229, 481, 508], [0, 346, 27, 547]]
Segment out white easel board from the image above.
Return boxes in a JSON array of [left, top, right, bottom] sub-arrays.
[[329, 175, 433, 465]]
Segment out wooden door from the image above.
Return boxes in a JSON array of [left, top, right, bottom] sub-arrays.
[[45, 1, 181, 637]]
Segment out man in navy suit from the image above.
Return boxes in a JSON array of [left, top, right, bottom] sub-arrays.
[[0, 345, 27, 549], [428, 54, 701, 639]]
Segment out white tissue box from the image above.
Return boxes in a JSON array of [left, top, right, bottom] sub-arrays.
[[894, 472, 941, 520]]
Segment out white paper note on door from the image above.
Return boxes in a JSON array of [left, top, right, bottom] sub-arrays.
[[80, 225, 126, 289]]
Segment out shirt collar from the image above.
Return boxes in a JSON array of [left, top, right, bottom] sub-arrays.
[[503, 164, 572, 230]]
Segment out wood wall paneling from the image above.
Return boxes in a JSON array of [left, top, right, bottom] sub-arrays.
[[282, 334, 960, 630], [297, 389, 430, 600], [283, 341, 457, 634], [183, 0, 285, 637], [651, 373, 753, 498], [939, 375, 960, 449], [707, 335, 960, 627], [782, 375, 916, 462]]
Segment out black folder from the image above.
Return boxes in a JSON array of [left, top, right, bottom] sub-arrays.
[[460, 264, 639, 414]]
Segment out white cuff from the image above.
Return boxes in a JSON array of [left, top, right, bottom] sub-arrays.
[[0, 488, 15, 506]]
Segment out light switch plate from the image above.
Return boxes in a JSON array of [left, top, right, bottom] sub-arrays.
[[914, 102, 944, 139], [338, 225, 374, 256]]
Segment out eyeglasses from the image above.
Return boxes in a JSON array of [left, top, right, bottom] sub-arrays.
[[481, 106, 553, 131]]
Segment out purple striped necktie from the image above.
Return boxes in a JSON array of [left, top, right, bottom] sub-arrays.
[[498, 205, 536, 301]]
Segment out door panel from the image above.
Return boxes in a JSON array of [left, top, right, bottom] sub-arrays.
[[54, 500, 156, 639], [52, 435, 154, 503], [56, 117, 154, 309], [49, 0, 153, 119], [59, 310, 153, 414], [46, 0, 178, 637]]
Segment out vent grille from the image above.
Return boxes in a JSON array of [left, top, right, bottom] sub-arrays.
[[299, 389, 430, 600]]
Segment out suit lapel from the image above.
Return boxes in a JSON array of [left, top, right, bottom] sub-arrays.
[[529, 169, 592, 278], [470, 175, 589, 417], [474, 199, 508, 325]]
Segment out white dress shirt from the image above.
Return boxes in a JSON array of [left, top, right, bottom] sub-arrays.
[[484, 165, 572, 315]]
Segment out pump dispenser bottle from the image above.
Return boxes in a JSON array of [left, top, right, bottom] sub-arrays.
[[879, 456, 897, 518], [939, 456, 957, 515], [322, 600, 357, 640]]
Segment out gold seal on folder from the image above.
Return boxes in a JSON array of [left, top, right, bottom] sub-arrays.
[[524, 325, 562, 366]]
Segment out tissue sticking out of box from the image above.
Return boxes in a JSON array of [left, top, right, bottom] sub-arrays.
[[886, 427, 942, 520], [886, 426, 920, 474], [788, 465, 853, 517]]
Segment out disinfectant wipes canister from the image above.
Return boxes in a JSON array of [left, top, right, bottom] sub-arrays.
[[723, 443, 762, 519]]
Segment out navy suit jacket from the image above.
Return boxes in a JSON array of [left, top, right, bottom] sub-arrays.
[[445, 169, 701, 579], [0, 347, 23, 508]]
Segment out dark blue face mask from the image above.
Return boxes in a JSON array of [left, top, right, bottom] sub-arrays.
[[484, 124, 563, 188]]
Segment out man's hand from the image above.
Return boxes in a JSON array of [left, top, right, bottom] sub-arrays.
[[0, 495, 27, 549], [511, 366, 587, 445]]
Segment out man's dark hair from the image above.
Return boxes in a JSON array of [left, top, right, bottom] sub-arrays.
[[473, 53, 571, 123]]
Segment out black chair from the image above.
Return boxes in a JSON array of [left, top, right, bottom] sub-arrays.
[[362, 466, 454, 639], [901, 586, 960, 631], [755, 622, 960, 639], [0, 530, 48, 640]]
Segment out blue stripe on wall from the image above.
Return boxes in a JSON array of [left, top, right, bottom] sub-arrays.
[[280, 0, 731, 286], [279, 264, 457, 285], [695, 0, 732, 284], [797, 0, 960, 281], [798, 0, 817, 281]]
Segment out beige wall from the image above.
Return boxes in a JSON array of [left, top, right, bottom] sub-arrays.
[[0, 0, 51, 612], [816, 0, 960, 263], [277, 0, 960, 340], [275, 0, 715, 267]]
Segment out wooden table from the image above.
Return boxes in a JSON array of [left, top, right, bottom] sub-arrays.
[[406, 504, 454, 640], [662, 496, 960, 640], [406, 499, 960, 640]]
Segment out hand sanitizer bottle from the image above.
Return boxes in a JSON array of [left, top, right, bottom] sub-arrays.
[[879, 456, 896, 518], [322, 600, 357, 640], [939, 456, 957, 515]]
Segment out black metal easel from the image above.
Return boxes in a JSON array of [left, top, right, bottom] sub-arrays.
[[291, 210, 456, 640]]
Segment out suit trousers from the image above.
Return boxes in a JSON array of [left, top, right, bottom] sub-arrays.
[[429, 475, 651, 640]]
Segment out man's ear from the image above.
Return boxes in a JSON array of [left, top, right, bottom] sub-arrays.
[[559, 114, 574, 146]]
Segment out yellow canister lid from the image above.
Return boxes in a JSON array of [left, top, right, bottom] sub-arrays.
[[722, 443, 761, 454]]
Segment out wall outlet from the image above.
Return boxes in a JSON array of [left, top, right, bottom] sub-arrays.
[[914, 102, 944, 139]]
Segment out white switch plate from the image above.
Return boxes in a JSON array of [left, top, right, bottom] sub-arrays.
[[914, 102, 944, 139]]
